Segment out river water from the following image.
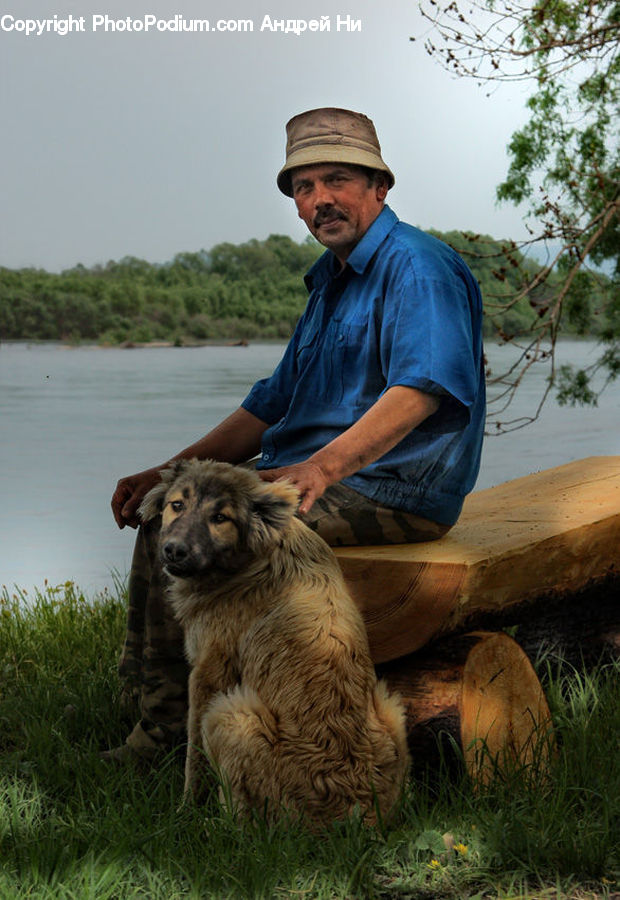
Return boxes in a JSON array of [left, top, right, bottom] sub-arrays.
[[1, 340, 618, 595]]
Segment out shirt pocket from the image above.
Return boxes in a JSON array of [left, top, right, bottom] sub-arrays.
[[294, 309, 322, 373], [333, 320, 379, 407]]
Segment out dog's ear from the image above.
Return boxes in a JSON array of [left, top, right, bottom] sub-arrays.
[[138, 461, 186, 522], [247, 479, 299, 552]]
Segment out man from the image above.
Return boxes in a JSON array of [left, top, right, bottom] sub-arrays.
[[108, 107, 485, 761]]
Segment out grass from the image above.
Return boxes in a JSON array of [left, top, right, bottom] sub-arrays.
[[0, 581, 617, 899]]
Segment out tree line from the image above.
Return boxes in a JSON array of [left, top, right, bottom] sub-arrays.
[[0, 229, 611, 345]]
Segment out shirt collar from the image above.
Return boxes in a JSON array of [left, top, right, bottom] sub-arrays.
[[304, 205, 399, 290], [347, 205, 398, 274]]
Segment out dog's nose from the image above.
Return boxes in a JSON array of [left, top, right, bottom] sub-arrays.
[[162, 540, 189, 565]]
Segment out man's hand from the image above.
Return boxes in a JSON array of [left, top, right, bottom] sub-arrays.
[[111, 408, 269, 530], [258, 461, 329, 515], [111, 466, 163, 529]]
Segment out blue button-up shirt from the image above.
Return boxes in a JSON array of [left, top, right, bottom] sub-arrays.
[[242, 206, 485, 525]]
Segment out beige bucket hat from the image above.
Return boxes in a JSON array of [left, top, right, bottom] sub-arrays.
[[277, 107, 395, 197]]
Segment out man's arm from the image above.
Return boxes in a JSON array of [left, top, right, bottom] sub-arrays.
[[259, 385, 440, 514], [111, 407, 268, 529]]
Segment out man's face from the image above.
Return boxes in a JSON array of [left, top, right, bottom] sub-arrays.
[[291, 164, 388, 263]]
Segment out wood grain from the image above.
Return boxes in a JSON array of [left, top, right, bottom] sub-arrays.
[[336, 457, 620, 662]]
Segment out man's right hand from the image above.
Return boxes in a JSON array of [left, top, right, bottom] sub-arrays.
[[111, 466, 163, 529], [110, 408, 268, 530]]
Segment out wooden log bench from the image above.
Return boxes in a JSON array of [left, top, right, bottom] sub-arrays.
[[334, 456, 620, 780], [336, 455, 620, 663]]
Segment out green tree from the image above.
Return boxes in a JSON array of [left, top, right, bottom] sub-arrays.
[[416, 0, 619, 429]]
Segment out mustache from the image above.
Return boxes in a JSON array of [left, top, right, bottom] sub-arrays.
[[313, 208, 347, 228]]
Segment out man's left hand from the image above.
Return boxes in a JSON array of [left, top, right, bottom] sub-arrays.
[[257, 387, 441, 517], [258, 462, 329, 515]]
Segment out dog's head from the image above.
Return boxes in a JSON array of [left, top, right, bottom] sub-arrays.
[[139, 460, 299, 580]]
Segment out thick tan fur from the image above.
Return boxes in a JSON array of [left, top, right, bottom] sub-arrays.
[[140, 459, 409, 826]]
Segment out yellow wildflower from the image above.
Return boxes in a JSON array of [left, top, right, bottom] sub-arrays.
[[454, 843, 468, 856]]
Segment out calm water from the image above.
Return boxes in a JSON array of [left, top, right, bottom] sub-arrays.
[[1, 340, 619, 595]]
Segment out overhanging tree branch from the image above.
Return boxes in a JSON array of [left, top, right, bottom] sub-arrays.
[[415, 0, 619, 432]]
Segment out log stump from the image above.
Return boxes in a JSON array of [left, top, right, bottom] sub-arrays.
[[378, 631, 554, 784]]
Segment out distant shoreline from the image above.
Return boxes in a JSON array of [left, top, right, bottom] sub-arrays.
[[0, 337, 290, 349], [115, 337, 250, 349], [1, 334, 597, 351]]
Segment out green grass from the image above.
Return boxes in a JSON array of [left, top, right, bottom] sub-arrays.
[[0, 582, 618, 899]]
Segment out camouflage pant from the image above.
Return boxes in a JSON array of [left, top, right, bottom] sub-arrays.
[[118, 479, 450, 757]]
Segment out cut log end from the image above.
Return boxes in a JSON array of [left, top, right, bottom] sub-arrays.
[[378, 631, 554, 785], [461, 632, 553, 783]]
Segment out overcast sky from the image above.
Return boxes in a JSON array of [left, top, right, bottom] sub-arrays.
[[1, 0, 533, 272]]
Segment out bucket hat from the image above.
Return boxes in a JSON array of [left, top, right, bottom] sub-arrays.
[[277, 107, 395, 197]]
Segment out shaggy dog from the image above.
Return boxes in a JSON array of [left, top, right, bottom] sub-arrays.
[[140, 459, 409, 826]]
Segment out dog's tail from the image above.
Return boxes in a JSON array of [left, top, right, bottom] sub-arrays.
[[366, 680, 410, 821]]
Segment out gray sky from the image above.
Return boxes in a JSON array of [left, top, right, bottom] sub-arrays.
[[1, 0, 532, 271]]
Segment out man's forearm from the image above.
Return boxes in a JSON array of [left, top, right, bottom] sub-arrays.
[[307, 385, 440, 484], [112, 406, 269, 529], [258, 385, 440, 515], [166, 406, 268, 467]]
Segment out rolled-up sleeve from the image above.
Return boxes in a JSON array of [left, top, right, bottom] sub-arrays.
[[241, 313, 306, 424], [380, 260, 482, 433]]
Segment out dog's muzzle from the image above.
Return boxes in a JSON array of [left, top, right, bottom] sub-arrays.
[[161, 538, 194, 575]]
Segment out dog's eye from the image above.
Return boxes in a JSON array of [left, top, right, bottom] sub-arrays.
[[211, 513, 229, 525], [170, 500, 185, 513]]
